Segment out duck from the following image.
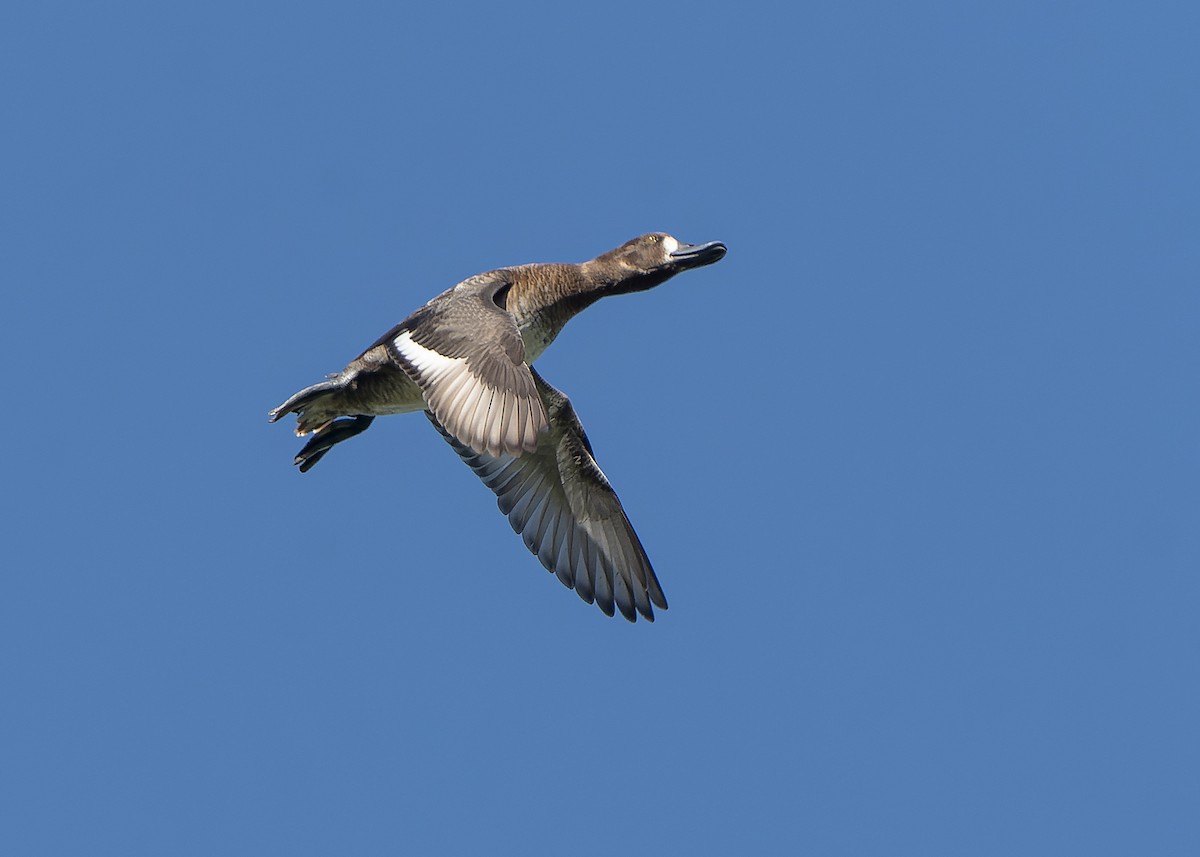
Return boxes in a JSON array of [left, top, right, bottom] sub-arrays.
[[269, 233, 727, 622]]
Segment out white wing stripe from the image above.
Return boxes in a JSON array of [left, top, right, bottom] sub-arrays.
[[394, 329, 545, 457], [392, 330, 462, 376]]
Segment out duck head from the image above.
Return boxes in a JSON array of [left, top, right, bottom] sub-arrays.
[[596, 232, 727, 294]]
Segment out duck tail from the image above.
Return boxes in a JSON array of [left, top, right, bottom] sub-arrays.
[[269, 379, 375, 472], [268, 379, 342, 426]]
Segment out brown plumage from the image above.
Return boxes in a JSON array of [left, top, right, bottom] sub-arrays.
[[270, 233, 727, 621]]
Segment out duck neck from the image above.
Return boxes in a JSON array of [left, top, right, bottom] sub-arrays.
[[505, 262, 624, 361]]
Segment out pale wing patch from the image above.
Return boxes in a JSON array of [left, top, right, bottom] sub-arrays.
[[392, 330, 544, 457]]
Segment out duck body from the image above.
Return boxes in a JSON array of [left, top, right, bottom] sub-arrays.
[[270, 233, 726, 621]]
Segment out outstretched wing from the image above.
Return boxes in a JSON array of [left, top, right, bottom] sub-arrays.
[[385, 271, 548, 458], [428, 368, 667, 622]]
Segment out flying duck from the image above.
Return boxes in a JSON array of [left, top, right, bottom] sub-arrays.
[[269, 233, 727, 622]]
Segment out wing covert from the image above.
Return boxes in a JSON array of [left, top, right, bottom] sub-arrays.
[[387, 272, 547, 457]]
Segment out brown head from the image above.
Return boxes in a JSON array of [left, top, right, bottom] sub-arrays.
[[589, 232, 727, 294]]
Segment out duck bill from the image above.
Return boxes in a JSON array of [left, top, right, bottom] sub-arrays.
[[669, 240, 727, 269]]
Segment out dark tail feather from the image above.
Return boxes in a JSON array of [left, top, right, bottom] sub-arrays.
[[268, 379, 342, 423], [293, 415, 375, 472], [270, 378, 374, 472]]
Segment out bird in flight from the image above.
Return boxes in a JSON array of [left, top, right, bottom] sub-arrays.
[[270, 233, 727, 621]]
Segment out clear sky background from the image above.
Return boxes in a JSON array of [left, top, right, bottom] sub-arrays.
[[3, 2, 1197, 854]]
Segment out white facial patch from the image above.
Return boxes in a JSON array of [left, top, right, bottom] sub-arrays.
[[662, 235, 680, 255]]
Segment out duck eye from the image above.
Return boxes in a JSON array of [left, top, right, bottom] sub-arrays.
[[648, 235, 660, 244]]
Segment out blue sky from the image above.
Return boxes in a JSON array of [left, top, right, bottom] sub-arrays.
[[3, 1, 1197, 854]]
